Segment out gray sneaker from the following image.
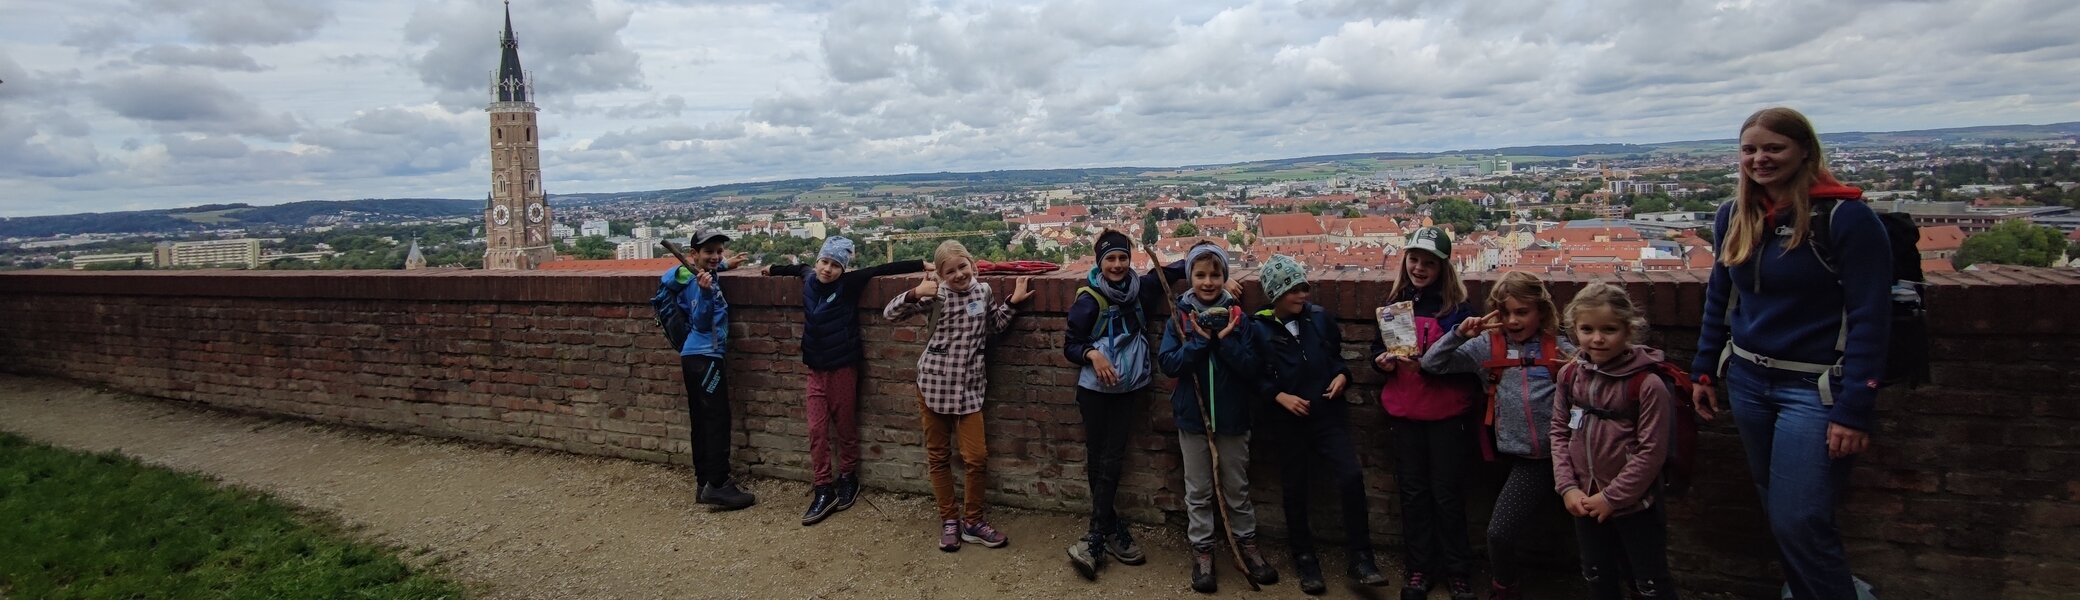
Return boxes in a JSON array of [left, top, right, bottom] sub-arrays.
[[1107, 528, 1146, 565], [1067, 535, 1105, 581]]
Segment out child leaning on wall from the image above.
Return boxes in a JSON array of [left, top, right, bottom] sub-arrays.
[[659, 229, 754, 511], [1249, 254, 1387, 595], [1419, 271, 1575, 600], [761, 235, 928, 526], [882, 240, 1033, 553], [1153, 241, 1276, 594]]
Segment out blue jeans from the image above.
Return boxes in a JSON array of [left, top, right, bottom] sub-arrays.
[[1727, 359, 1857, 600]]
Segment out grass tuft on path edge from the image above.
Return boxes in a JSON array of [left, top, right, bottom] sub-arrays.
[[0, 432, 464, 599]]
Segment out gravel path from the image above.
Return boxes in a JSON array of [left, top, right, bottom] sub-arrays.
[[0, 374, 1442, 599]]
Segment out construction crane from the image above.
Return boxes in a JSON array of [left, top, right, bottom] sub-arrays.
[[870, 230, 997, 263]]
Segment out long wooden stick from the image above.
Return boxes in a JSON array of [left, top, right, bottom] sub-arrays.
[[1148, 241, 1258, 591]]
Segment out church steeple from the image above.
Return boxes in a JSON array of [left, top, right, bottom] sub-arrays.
[[483, 1, 552, 270], [494, 1, 529, 103]]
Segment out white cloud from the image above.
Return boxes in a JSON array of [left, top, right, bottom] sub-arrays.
[[2, 0, 2079, 216]]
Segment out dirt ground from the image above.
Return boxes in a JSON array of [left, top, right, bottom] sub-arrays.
[[0, 374, 1608, 600]]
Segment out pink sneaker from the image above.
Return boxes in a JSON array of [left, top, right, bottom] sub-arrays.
[[960, 519, 1008, 548], [939, 519, 961, 552]]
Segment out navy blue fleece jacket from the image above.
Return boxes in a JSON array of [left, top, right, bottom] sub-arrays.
[[1693, 191, 1892, 431]]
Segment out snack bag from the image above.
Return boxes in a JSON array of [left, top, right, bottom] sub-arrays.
[[1376, 301, 1418, 357]]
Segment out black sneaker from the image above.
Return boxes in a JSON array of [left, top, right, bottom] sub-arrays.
[[1068, 534, 1106, 581], [1108, 527, 1146, 565], [1349, 549, 1388, 587], [1236, 535, 1279, 585], [1402, 570, 1432, 600], [697, 478, 757, 511], [1294, 553, 1327, 596], [1190, 544, 1218, 594], [1447, 575, 1476, 600], [801, 485, 837, 526], [833, 473, 859, 512]]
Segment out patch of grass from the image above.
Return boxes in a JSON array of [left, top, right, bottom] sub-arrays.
[[0, 432, 464, 599]]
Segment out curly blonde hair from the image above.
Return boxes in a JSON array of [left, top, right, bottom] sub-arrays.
[[1488, 271, 1560, 336]]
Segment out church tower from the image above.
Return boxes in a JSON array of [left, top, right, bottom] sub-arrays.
[[483, 1, 555, 270]]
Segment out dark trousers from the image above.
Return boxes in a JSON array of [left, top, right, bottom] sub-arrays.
[[1575, 501, 1677, 600], [1269, 406, 1372, 556], [1488, 456, 1558, 587], [1391, 416, 1476, 577], [1077, 387, 1140, 538], [679, 355, 732, 486]]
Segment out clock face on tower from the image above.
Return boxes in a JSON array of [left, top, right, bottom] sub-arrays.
[[493, 204, 511, 225], [526, 202, 544, 223]]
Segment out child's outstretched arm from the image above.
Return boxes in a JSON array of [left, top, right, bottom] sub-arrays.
[[984, 277, 1031, 335], [1600, 376, 1673, 510], [849, 259, 928, 282]]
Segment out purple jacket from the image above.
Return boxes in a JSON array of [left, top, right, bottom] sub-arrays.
[[1550, 345, 1674, 516]]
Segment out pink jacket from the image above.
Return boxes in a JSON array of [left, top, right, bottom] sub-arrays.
[[1549, 345, 1674, 516]]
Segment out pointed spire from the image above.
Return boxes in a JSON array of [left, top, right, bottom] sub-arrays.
[[495, 0, 528, 103], [405, 239, 428, 270]]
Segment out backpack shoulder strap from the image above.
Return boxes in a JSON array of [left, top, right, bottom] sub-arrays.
[[1481, 330, 1512, 371], [1076, 286, 1111, 337], [1809, 198, 1846, 275]]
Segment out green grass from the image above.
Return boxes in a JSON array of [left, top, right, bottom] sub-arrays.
[[0, 432, 464, 599]]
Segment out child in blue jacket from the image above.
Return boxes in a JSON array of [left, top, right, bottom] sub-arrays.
[[660, 230, 752, 510], [1154, 242, 1276, 592]]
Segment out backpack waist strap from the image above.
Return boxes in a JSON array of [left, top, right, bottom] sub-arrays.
[[1727, 343, 1842, 406]]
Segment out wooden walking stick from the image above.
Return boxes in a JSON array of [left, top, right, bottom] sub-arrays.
[[1147, 242, 1260, 591]]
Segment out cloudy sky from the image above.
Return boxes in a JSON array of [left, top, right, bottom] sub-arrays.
[[3, 0, 2078, 217]]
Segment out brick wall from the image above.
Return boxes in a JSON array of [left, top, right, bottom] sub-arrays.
[[2, 268, 2076, 598]]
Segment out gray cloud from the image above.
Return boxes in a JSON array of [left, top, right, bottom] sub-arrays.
[[89, 70, 300, 138], [406, 0, 646, 111], [131, 45, 268, 71], [141, 0, 334, 46], [6, 0, 2080, 216]]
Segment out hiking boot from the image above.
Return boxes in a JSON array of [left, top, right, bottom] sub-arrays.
[[1349, 549, 1388, 587], [1448, 576, 1477, 600], [1293, 553, 1327, 596], [801, 484, 837, 526], [697, 478, 757, 511], [1236, 535, 1279, 585], [1108, 527, 1146, 565], [1488, 580, 1522, 600], [1402, 571, 1432, 600], [1190, 544, 1218, 594], [960, 518, 1008, 548], [833, 473, 860, 512], [938, 519, 961, 552], [1067, 534, 1106, 581]]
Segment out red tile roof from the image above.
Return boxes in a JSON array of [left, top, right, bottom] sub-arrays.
[[1258, 212, 1326, 238], [1918, 225, 1967, 252]]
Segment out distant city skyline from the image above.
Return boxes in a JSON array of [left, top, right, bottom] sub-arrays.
[[4, 0, 2079, 218]]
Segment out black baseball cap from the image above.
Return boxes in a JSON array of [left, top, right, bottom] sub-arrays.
[[692, 229, 732, 247]]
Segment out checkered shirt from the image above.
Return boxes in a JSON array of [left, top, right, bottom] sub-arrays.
[[883, 281, 1018, 415]]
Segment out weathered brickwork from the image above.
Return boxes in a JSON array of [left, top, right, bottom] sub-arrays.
[[2, 268, 2075, 598]]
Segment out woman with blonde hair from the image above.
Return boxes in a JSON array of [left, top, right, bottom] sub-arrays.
[[1692, 107, 1892, 599]]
